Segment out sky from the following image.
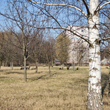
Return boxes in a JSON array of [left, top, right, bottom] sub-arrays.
[[0, 0, 109, 39], [0, 0, 7, 30], [0, 0, 60, 38], [0, 0, 87, 32]]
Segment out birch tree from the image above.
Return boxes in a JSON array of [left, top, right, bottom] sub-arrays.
[[28, 0, 110, 109]]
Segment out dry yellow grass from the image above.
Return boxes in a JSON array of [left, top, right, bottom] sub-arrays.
[[0, 66, 110, 110]]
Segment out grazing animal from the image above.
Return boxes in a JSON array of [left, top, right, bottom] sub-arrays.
[[20, 67, 24, 70], [106, 67, 108, 69], [76, 67, 79, 70], [59, 67, 63, 70], [67, 65, 70, 70]]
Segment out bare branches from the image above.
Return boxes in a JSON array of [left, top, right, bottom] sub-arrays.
[[100, 37, 110, 41], [64, 28, 91, 45], [97, 1, 110, 11], [28, 0, 87, 17]]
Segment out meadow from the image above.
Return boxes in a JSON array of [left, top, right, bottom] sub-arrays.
[[0, 66, 110, 110]]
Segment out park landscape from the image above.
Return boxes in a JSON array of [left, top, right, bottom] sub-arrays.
[[0, 0, 109, 109], [0, 66, 110, 110]]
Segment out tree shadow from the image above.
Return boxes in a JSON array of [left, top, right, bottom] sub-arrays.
[[29, 72, 57, 81], [5, 71, 23, 74], [0, 76, 8, 79], [101, 74, 109, 97], [0, 70, 3, 72]]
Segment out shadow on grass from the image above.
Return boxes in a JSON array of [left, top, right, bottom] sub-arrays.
[[29, 72, 57, 81], [0, 76, 8, 79], [5, 71, 23, 74], [73, 73, 109, 97], [0, 70, 3, 72], [101, 74, 109, 97]]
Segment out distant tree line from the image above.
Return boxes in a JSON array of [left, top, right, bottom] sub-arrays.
[[0, 31, 55, 67]]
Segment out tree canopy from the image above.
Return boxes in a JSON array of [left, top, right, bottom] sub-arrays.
[[56, 31, 70, 64]]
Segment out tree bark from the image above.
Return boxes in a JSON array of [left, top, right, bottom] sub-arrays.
[[11, 62, 13, 70], [22, 29, 27, 82], [49, 62, 51, 74], [72, 62, 75, 71], [109, 60, 110, 96], [108, 40, 110, 96], [24, 56, 27, 81], [36, 61, 38, 73], [87, 0, 103, 109]]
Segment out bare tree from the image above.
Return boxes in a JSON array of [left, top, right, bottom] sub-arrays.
[[4, 0, 39, 81], [29, 30, 44, 72], [44, 37, 55, 74], [0, 32, 6, 67]]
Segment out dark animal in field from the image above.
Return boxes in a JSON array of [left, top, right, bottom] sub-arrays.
[[76, 67, 79, 70], [59, 67, 63, 70], [67, 65, 70, 70], [106, 67, 109, 69], [20, 66, 24, 70]]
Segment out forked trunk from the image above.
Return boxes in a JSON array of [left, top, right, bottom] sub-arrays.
[[87, 0, 103, 109]]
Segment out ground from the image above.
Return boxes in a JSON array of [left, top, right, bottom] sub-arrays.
[[0, 66, 110, 110]]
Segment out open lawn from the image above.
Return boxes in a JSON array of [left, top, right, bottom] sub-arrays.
[[0, 66, 110, 110]]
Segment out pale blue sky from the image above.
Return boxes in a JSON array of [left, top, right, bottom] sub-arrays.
[[0, 0, 109, 39]]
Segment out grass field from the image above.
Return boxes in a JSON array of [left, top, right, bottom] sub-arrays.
[[0, 66, 110, 110]]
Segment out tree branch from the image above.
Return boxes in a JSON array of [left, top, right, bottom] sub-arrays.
[[0, 7, 91, 45], [82, 0, 90, 15], [28, 0, 87, 17], [97, 1, 110, 11], [100, 37, 110, 41], [32, 26, 91, 46]]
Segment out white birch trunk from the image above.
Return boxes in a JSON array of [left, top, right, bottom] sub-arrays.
[[108, 41, 110, 96], [87, 0, 103, 109]]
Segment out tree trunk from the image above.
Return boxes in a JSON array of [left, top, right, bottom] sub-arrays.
[[24, 56, 27, 81], [108, 40, 110, 96], [87, 0, 103, 109], [0, 61, 2, 69], [49, 62, 51, 74], [2, 62, 4, 67], [109, 62, 110, 96], [11, 62, 13, 70], [51, 60, 53, 67], [72, 62, 75, 71], [36, 62, 38, 73], [22, 30, 27, 82]]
